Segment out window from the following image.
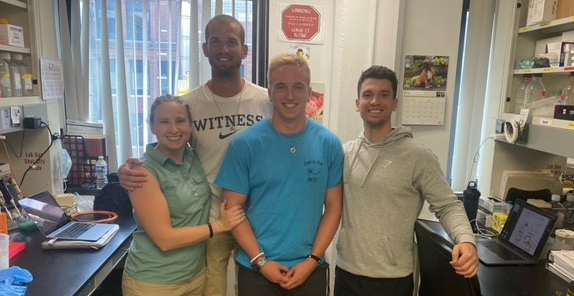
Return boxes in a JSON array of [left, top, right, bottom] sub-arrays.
[[75, 0, 265, 159]]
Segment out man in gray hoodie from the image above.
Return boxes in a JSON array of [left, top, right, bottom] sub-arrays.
[[335, 65, 478, 296]]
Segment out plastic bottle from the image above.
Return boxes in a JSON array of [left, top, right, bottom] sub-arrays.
[[559, 72, 574, 106], [95, 156, 108, 190], [524, 74, 546, 104], [514, 75, 532, 113], [8, 54, 21, 97], [552, 194, 565, 229], [0, 52, 11, 97], [13, 54, 32, 96], [463, 181, 481, 232]]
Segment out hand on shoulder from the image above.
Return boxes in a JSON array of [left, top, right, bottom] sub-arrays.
[[119, 158, 147, 191]]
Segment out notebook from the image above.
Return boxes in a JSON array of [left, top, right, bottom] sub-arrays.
[[19, 191, 117, 242], [478, 198, 557, 266]]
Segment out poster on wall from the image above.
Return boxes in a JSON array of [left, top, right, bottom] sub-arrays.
[[278, 3, 324, 44], [401, 55, 449, 126], [308, 83, 325, 124], [290, 44, 311, 60]]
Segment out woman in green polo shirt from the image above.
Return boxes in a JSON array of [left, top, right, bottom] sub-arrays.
[[122, 94, 246, 296]]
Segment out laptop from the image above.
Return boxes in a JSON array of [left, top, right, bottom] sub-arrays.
[[478, 198, 557, 266], [19, 191, 117, 242]]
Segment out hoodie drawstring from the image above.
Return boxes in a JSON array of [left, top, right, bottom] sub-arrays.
[[349, 138, 385, 188]]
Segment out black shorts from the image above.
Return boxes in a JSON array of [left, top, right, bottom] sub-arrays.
[[334, 266, 413, 296], [237, 261, 329, 296]]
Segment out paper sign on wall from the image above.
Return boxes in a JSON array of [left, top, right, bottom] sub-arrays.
[[40, 58, 64, 100], [278, 3, 324, 44]]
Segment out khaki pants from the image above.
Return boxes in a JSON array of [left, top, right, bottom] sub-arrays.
[[122, 268, 206, 296], [203, 231, 237, 296]]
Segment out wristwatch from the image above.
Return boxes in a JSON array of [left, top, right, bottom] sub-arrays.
[[308, 254, 321, 264], [252, 256, 268, 271]]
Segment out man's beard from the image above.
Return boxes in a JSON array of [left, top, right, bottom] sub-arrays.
[[209, 57, 241, 77]]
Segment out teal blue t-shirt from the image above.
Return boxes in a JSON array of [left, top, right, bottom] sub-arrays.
[[125, 143, 211, 284], [215, 118, 343, 269]]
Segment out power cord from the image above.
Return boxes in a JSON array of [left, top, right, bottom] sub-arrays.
[[71, 211, 118, 223], [3, 130, 25, 158], [472, 218, 500, 239], [19, 121, 55, 188], [466, 136, 494, 186]]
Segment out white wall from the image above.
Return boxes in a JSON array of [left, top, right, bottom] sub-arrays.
[[269, 0, 464, 171], [399, 0, 464, 171], [328, 0, 404, 143], [36, 0, 65, 194]]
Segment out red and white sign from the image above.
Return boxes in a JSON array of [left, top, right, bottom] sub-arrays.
[[280, 4, 323, 44]]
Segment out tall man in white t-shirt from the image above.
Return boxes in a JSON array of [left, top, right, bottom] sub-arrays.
[[119, 15, 272, 296]]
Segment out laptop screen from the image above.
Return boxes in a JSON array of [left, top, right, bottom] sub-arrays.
[[500, 199, 556, 256], [19, 192, 70, 234]]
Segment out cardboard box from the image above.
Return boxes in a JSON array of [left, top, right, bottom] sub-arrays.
[[527, 0, 558, 26], [535, 36, 562, 56], [478, 196, 509, 214], [0, 24, 24, 47], [561, 42, 574, 66], [557, 0, 574, 19]]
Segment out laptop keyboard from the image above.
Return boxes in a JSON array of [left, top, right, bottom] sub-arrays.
[[58, 223, 94, 238], [482, 241, 522, 260]]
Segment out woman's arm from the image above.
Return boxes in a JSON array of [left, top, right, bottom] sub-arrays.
[[130, 166, 245, 251]]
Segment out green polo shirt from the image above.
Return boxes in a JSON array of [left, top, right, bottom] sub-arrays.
[[125, 143, 211, 284]]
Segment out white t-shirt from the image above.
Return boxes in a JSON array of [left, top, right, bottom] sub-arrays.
[[185, 80, 272, 220]]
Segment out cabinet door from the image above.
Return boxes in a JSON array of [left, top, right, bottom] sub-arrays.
[[0, 0, 40, 101]]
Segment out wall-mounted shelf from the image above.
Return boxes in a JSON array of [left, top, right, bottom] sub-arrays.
[[501, 113, 574, 159], [0, 44, 31, 54], [0, 96, 41, 107], [0, 0, 27, 9], [519, 16, 574, 35], [513, 67, 574, 75]]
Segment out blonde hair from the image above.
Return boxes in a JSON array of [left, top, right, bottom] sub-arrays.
[[267, 53, 310, 85], [149, 94, 191, 124]]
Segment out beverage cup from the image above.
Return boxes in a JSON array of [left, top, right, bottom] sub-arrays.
[[556, 229, 574, 250]]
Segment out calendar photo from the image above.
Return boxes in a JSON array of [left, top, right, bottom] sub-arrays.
[[403, 55, 449, 91]]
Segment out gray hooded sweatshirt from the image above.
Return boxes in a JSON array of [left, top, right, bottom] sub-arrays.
[[336, 126, 476, 278]]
